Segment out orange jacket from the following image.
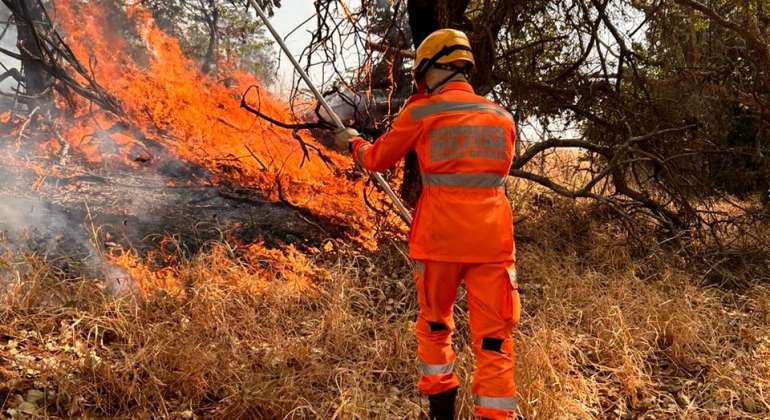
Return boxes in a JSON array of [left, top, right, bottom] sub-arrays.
[[350, 81, 516, 263]]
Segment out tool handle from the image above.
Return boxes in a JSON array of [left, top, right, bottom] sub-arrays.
[[247, 0, 413, 225]]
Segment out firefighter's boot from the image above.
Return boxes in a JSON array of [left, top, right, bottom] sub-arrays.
[[428, 387, 457, 420]]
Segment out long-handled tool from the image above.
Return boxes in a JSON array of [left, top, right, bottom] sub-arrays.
[[247, 0, 413, 225]]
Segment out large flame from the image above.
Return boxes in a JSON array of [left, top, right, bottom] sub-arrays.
[[6, 1, 405, 292]]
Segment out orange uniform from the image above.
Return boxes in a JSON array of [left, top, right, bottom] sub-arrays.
[[350, 81, 521, 420], [351, 81, 515, 263]]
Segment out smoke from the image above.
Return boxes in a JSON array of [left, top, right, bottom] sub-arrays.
[[0, 193, 136, 294], [0, 195, 79, 241], [0, 3, 139, 294], [0, 3, 94, 256]]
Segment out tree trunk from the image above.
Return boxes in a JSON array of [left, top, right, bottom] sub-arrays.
[[200, 0, 219, 76], [407, 0, 471, 47], [10, 0, 54, 116]]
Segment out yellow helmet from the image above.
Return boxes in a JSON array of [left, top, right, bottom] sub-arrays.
[[414, 29, 475, 80]]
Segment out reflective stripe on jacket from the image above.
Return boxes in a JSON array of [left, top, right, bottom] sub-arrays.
[[350, 81, 516, 262]]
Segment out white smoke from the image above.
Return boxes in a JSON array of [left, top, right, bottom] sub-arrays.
[[0, 194, 137, 295]]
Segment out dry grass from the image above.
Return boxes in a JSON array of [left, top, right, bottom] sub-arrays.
[[1, 181, 770, 419], [512, 204, 770, 420]]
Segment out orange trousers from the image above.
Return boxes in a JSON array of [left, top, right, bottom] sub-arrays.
[[415, 260, 521, 420]]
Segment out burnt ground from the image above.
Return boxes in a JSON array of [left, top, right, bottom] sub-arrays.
[[0, 154, 330, 269]]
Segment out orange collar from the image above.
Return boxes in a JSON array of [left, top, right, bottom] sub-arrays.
[[436, 81, 474, 94]]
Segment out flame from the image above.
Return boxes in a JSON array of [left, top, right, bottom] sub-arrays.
[[1, 0, 407, 292], [53, 1, 399, 241], [110, 249, 181, 294], [109, 242, 316, 296]]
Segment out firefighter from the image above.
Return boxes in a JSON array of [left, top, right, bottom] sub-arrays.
[[334, 28, 521, 420]]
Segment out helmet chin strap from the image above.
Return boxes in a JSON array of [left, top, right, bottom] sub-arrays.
[[425, 63, 470, 94], [426, 70, 462, 93]]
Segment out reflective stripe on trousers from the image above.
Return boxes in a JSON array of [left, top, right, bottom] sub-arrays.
[[474, 395, 517, 411], [418, 360, 454, 376], [421, 173, 507, 188]]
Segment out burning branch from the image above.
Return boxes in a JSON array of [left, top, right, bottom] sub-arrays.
[[240, 85, 334, 131], [0, 0, 123, 116], [243, 145, 268, 171], [364, 39, 415, 59], [15, 105, 38, 140], [48, 122, 69, 165], [240, 85, 335, 168]]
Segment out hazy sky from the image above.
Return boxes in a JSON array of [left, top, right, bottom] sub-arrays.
[[268, 0, 368, 93], [268, 2, 318, 87], [267, 1, 365, 94]]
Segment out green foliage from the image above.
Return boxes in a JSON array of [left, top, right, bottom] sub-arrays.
[[142, 0, 276, 83], [219, 5, 275, 79]]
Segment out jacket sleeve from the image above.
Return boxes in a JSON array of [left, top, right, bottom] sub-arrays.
[[349, 105, 423, 173]]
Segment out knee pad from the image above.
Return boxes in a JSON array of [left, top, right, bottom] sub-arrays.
[[427, 321, 449, 333], [481, 337, 505, 353]]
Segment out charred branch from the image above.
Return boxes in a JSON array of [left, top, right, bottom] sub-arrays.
[[510, 125, 700, 233], [241, 85, 334, 131], [0, 0, 123, 117], [365, 39, 415, 59], [244, 144, 268, 170], [6, 0, 51, 114], [0, 67, 22, 84], [240, 85, 335, 168]]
